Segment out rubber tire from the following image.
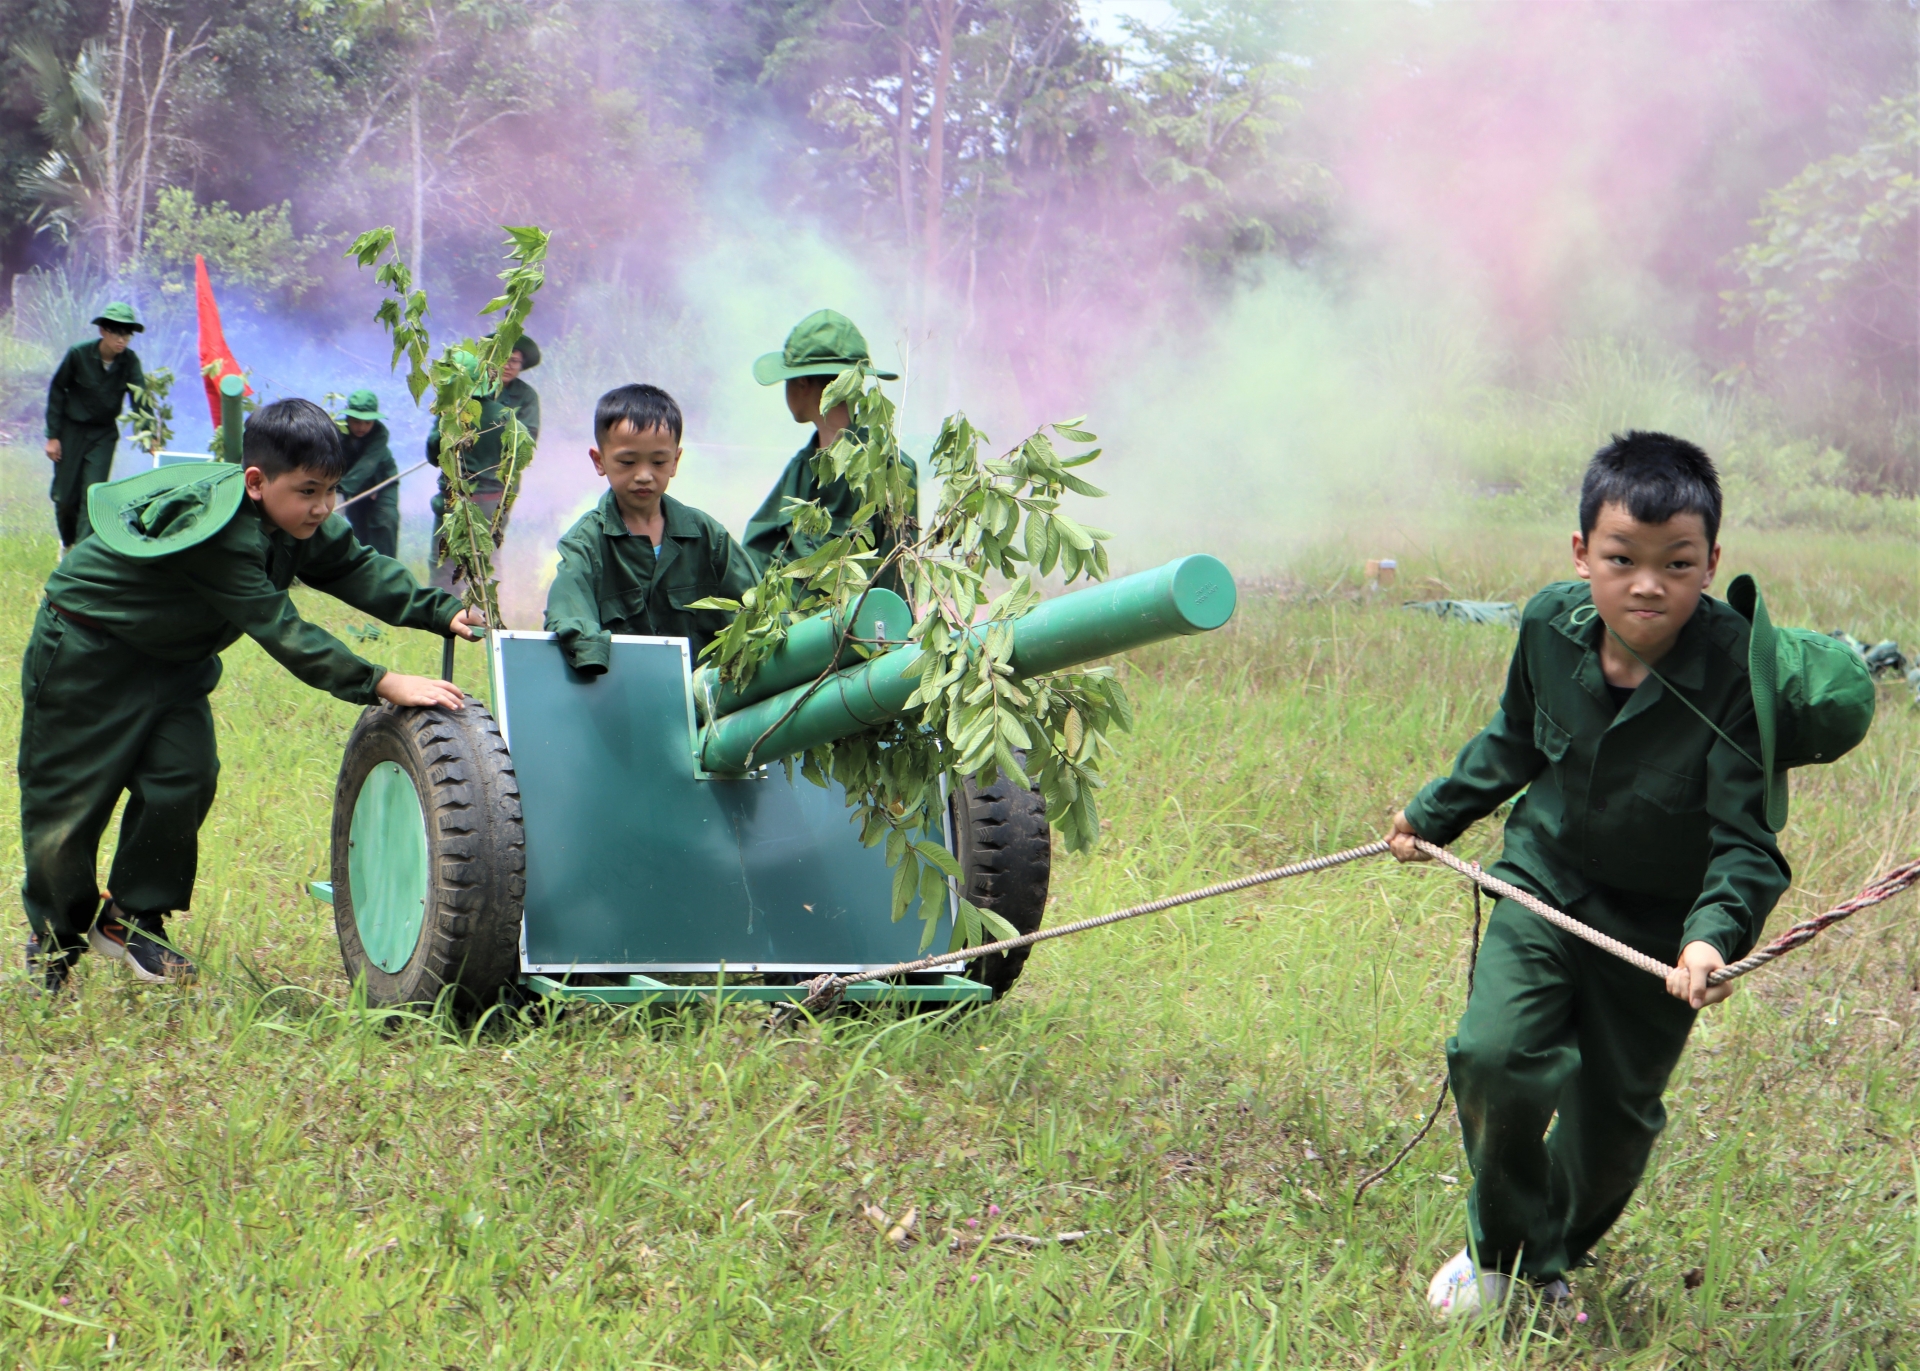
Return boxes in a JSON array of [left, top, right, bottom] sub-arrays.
[[950, 766, 1051, 998], [332, 698, 525, 1011]]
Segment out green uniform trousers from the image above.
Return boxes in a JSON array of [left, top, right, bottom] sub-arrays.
[[50, 421, 119, 547], [18, 603, 221, 949], [1447, 885, 1697, 1282], [428, 485, 507, 590]]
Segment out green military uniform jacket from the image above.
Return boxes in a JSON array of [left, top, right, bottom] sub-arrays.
[[545, 491, 758, 673], [339, 421, 401, 555], [1404, 581, 1790, 962], [45, 496, 462, 705], [742, 431, 918, 575], [45, 340, 146, 438], [426, 392, 514, 497], [499, 377, 540, 443]]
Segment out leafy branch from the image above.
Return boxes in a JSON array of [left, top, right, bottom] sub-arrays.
[[124, 366, 174, 453], [696, 370, 1129, 953], [348, 223, 547, 627]]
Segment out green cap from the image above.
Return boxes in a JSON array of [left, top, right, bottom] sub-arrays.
[[752, 309, 897, 385], [344, 389, 385, 422], [92, 302, 143, 333], [87, 464, 245, 560]]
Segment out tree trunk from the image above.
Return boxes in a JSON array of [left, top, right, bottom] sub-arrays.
[[921, 0, 958, 305], [101, 0, 135, 272], [410, 88, 425, 285], [129, 23, 175, 259], [895, 4, 915, 246]]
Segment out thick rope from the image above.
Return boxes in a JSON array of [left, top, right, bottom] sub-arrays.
[[1710, 858, 1920, 982], [787, 840, 1920, 1017], [1411, 840, 1673, 978], [786, 840, 1391, 1015]]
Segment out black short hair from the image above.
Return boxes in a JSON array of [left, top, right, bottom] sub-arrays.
[[243, 398, 348, 480], [594, 383, 683, 446], [1579, 431, 1721, 547]]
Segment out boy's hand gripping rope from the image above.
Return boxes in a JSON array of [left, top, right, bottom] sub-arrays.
[[782, 839, 1920, 1020]]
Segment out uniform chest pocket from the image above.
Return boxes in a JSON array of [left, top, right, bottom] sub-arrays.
[[1633, 761, 1707, 814], [597, 589, 648, 621], [1533, 707, 1572, 763], [668, 583, 722, 613]]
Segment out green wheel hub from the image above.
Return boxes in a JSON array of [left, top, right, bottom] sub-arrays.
[[349, 760, 430, 972]]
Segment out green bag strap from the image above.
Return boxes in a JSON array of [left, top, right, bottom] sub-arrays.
[[1604, 624, 1764, 773]]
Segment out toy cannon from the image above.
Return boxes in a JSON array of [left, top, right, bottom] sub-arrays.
[[314, 555, 1237, 1010]]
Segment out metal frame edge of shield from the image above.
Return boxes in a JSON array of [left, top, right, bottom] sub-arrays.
[[488, 630, 959, 977]]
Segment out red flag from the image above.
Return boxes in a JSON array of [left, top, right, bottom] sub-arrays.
[[195, 254, 251, 426]]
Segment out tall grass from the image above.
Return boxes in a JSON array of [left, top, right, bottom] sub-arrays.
[[0, 493, 1912, 1365]]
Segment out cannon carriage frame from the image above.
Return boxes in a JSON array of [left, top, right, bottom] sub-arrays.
[[313, 557, 1235, 1013]]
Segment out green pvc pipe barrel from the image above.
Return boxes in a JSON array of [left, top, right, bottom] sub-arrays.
[[692, 588, 912, 722], [699, 555, 1236, 773], [219, 374, 245, 464]]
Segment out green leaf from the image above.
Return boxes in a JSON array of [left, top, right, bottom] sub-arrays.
[[912, 839, 962, 879], [890, 851, 918, 917], [976, 905, 1020, 943]]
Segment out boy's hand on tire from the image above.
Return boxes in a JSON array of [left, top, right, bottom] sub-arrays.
[[1388, 811, 1430, 863], [1667, 940, 1733, 1010], [378, 672, 465, 710]]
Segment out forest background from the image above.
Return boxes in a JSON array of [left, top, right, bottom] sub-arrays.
[[0, 0, 1913, 595]]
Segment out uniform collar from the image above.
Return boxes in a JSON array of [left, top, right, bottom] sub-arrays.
[[1555, 583, 1717, 718], [597, 491, 694, 581]]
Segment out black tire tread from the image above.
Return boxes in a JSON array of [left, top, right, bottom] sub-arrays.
[[952, 767, 1050, 998], [332, 698, 524, 1010]]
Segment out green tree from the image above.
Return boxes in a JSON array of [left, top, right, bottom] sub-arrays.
[[140, 185, 326, 303], [1117, 0, 1330, 278], [1722, 93, 1919, 490], [15, 2, 210, 272]]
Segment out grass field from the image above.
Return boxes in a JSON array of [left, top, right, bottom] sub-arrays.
[[0, 485, 1915, 1367]]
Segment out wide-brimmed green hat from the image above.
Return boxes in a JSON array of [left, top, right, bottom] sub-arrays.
[[343, 389, 385, 422], [752, 309, 897, 385], [484, 331, 540, 368], [1726, 573, 1876, 831], [92, 302, 143, 333], [87, 464, 245, 560]]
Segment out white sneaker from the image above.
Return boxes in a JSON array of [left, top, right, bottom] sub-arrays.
[[1427, 1248, 1511, 1319]]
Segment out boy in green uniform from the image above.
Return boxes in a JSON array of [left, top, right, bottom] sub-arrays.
[[21, 399, 480, 993], [742, 309, 916, 582], [1391, 433, 1790, 1317], [337, 390, 400, 558], [545, 384, 756, 673], [497, 333, 542, 444], [44, 302, 153, 550]]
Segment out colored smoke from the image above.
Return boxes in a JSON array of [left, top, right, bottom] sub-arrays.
[[86, 0, 1910, 614]]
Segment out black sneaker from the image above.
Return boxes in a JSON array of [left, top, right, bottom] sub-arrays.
[[24, 931, 79, 997], [90, 910, 195, 983]]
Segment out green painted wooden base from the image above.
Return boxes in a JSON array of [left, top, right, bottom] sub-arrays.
[[306, 883, 993, 1006], [522, 973, 992, 1006]]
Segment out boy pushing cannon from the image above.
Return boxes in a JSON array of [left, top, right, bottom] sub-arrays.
[[21, 399, 480, 993]]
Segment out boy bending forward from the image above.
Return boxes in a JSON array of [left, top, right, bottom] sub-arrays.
[[1391, 432, 1789, 1316], [22, 399, 479, 992]]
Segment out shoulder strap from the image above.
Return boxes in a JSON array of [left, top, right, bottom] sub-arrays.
[[1607, 628, 1763, 773]]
